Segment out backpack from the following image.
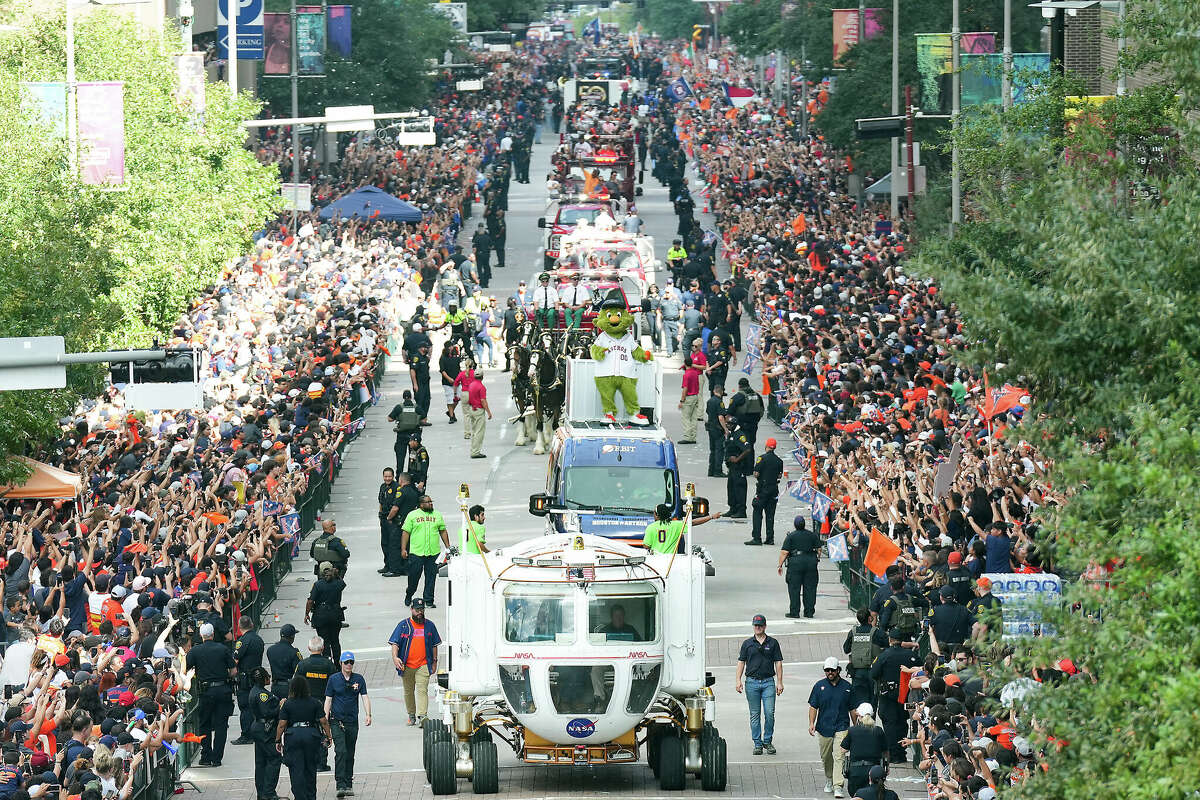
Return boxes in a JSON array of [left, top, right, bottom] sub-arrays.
[[850, 627, 880, 670], [740, 390, 764, 418], [393, 404, 420, 433], [893, 594, 919, 635], [311, 535, 340, 564]]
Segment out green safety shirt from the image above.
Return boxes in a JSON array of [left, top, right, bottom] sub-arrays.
[[643, 520, 686, 554], [667, 246, 688, 262], [461, 521, 487, 554], [403, 509, 447, 556]]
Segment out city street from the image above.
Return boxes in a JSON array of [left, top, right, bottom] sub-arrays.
[[184, 138, 925, 799]]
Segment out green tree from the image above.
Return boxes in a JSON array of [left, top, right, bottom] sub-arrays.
[[0, 7, 278, 484], [639, 0, 704, 41], [259, 0, 457, 116], [467, 0, 542, 32]]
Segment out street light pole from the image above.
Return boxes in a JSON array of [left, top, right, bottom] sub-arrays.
[[65, 0, 78, 178], [889, 0, 898, 220], [951, 0, 961, 233], [1002, 0, 1013, 109], [229, 0, 239, 99], [290, 0, 299, 232]]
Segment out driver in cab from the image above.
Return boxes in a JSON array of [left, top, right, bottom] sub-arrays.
[[596, 604, 641, 641]]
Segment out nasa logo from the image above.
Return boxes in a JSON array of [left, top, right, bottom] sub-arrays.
[[566, 718, 595, 739], [511, 653, 534, 660], [628, 651, 650, 658]]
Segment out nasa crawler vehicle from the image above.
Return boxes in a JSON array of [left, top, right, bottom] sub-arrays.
[[421, 486, 727, 794]]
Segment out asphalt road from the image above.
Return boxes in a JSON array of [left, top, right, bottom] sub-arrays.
[[184, 139, 925, 799]]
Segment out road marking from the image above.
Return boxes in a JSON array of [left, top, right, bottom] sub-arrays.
[[706, 617, 855, 629], [705, 630, 850, 640], [482, 455, 502, 504]]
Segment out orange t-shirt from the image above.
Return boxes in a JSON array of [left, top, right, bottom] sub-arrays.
[[405, 624, 427, 669]]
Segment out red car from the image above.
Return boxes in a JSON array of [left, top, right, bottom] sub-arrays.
[[538, 202, 612, 268]]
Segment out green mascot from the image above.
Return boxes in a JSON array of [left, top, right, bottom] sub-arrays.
[[590, 298, 652, 425]]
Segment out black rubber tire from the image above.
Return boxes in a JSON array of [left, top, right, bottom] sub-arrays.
[[700, 733, 727, 791], [470, 727, 494, 744], [430, 740, 458, 795], [658, 732, 686, 791], [471, 740, 499, 794], [646, 725, 664, 777], [425, 728, 452, 778]]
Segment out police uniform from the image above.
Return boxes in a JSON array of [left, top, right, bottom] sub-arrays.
[[705, 393, 727, 477], [192, 605, 230, 646], [877, 590, 923, 643], [408, 442, 430, 490], [309, 532, 350, 577], [308, 575, 347, 661], [707, 342, 730, 393], [266, 634, 302, 701], [294, 652, 336, 771], [233, 628, 265, 742], [279, 695, 327, 800], [842, 624, 879, 707], [378, 478, 398, 569], [186, 639, 236, 765], [728, 386, 763, 446], [750, 449, 784, 544], [407, 345, 432, 422], [967, 590, 1002, 623], [945, 565, 973, 605], [839, 721, 887, 797], [250, 682, 282, 800], [724, 430, 751, 517], [928, 590, 974, 656], [780, 523, 822, 617], [868, 636, 921, 762], [386, 483, 421, 575]]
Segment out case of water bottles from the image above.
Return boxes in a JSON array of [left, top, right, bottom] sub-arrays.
[[982, 573, 1062, 639]]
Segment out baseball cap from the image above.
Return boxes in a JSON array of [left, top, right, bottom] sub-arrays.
[[340, 651, 355, 663], [751, 614, 766, 627], [823, 657, 840, 670], [868, 765, 885, 781], [939, 585, 956, 599], [410, 598, 426, 609], [947, 551, 963, 565], [887, 626, 905, 641], [855, 702, 873, 717], [280, 623, 298, 637], [976, 576, 992, 590], [765, 437, 777, 448]]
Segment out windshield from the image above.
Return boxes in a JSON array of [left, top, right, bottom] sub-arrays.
[[564, 466, 675, 513], [559, 207, 602, 225], [504, 588, 575, 643], [588, 593, 657, 643]]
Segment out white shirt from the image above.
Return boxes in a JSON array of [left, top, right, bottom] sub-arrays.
[[563, 285, 592, 307], [500, 135, 513, 152], [593, 331, 638, 378], [533, 285, 559, 308]]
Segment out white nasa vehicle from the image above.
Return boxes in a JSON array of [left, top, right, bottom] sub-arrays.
[[422, 487, 727, 794]]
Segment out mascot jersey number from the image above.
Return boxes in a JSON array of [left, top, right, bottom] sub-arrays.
[[590, 301, 652, 425]]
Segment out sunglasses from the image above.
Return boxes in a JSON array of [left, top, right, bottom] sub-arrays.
[[342, 660, 354, 665]]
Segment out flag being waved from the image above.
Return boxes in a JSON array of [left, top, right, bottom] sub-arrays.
[[722, 81, 758, 108], [665, 76, 695, 103], [863, 527, 901, 578]]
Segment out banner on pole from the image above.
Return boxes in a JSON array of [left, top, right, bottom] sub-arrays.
[[960, 52, 1050, 106], [328, 5, 352, 57], [76, 81, 125, 187], [832, 8, 882, 63], [296, 11, 326, 75], [263, 12, 291, 75], [174, 53, 206, 119], [20, 81, 66, 139], [915, 32, 996, 110], [217, 0, 265, 59]]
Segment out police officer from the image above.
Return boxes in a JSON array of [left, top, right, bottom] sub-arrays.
[[927, 585, 974, 658], [306, 564, 346, 661], [944, 551, 973, 605], [728, 377, 765, 446], [724, 422, 752, 518], [310, 519, 350, 578], [405, 324, 433, 425], [967, 576, 1002, 639], [868, 628, 921, 763], [407, 434, 430, 492], [376, 468, 397, 574], [186, 621, 236, 767], [749, 438, 784, 545], [266, 624, 302, 701], [383, 472, 421, 577], [276, 676, 333, 800], [839, 704, 887, 798], [778, 516, 821, 618], [387, 391, 420, 474], [705, 333, 730, 393], [705, 384, 727, 477], [232, 614, 265, 745], [876, 576, 924, 645], [842, 608, 879, 708], [294, 636, 336, 772], [248, 667, 283, 800], [192, 593, 231, 645]]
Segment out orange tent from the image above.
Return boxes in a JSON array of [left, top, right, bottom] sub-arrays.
[[0, 457, 82, 500]]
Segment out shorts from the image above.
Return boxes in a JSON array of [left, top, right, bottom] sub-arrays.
[[443, 385, 460, 405]]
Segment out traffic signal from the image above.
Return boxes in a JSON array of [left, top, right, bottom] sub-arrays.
[[109, 349, 198, 386]]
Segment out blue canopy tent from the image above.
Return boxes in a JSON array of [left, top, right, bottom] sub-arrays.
[[317, 186, 423, 222]]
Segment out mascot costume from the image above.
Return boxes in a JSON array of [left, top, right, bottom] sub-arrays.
[[590, 297, 652, 425]]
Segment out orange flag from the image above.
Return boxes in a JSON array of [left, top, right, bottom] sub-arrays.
[[809, 453, 820, 487], [791, 213, 807, 235], [864, 528, 901, 578]]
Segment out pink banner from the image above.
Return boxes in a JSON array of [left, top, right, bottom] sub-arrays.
[[76, 82, 124, 187], [832, 8, 883, 63], [264, 12, 291, 75]]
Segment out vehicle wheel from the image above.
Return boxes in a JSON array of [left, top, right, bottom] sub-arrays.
[[430, 740, 458, 795], [658, 732, 686, 791], [646, 725, 664, 777], [700, 732, 727, 791], [425, 727, 452, 778], [471, 740, 499, 794], [470, 726, 493, 744]]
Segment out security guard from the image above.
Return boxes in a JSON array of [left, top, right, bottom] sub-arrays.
[[842, 608, 880, 708], [927, 585, 974, 658], [706, 333, 731, 393], [876, 576, 923, 645], [192, 593, 232, 645], [248, 667, 283, 800], [839, 703, 887, 797], [306, 564, 346, 661], [705, 384, 727, 477], [186, 621, 236, 767], [276, 676, 332, 800], [266, 624, 302, 701], [232, 614, 265, 745], [749, 437, 784, 545], [868, 628, 921, 763], [724, 422, 752, 518], [294, 636, 336, 772], [945, 551, 973, 604], [387, 392, 420, 474], [462, 504, 490, 554], [642, 503, 721, 554], [310, 519, 350, 577], [407, 435, 430, 492], [967, 576, 1002, 638], [728, 376, 765, 446], [667, 239, 688, 285], [778, 516, 821, 617], [384, 472, 421, 576], [377, 468, 397, 573]]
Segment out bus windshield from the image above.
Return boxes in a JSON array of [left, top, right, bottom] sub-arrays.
[[563, 466, 675, 514]]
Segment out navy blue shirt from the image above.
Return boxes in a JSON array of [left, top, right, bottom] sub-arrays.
[[63, 573, 88, 633], [325, 671, 368, 722], [807, 677, 853, 737], [984, 532, 1012, 573], [737, 634, 783, 680]]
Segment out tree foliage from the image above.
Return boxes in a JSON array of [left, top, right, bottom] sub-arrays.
[[0, 7, 278, 484], [259, 0, 457, 116], [638, 0, 704, 41]]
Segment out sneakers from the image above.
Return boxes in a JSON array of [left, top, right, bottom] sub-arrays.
[[407, 715, 417, 726], [763, 743, 776, 755], [630, 414, 650, 426], [834, 786, 845, 798], [229, 737, 252, 746], [743, 539, 762, 546], [752, 746, 763, 756], [824, 780, 833, 793], [470, 453, 488, 459]]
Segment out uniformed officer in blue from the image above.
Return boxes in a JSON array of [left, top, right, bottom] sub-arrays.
[[266, 623, 301, 701], [232, 614, 265, 746], [276, 675, 333, 800], [325, 651, 372, 798], [868, 627, 922, 763], [927, 585, 975, 658], [248, 667, 283, 800], [735, 613, 784, 755], [186, 621, 236, 766]]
